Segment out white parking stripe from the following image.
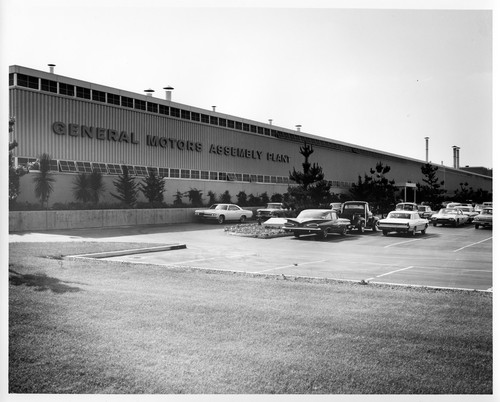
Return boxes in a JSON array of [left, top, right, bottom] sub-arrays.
[[384, 239, 421, 248], [258, 260, 328, 273], [365, 266, 414, 281], [453, 237, 493, 252]]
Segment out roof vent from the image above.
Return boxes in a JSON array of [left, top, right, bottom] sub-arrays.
[[48, 64, 56, 74], [163, 86, 174, 101], [144, 89, 154, 97]]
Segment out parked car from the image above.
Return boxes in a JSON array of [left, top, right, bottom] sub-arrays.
[[379, 211, 429, 236], [282, 209, 352, 239], [395, 202, 419, 211], [338, 201, 380, 233], [329, 202, 343, 212], [473, 207, 492, 229], [417, 205, 435, 219], [451, 205, 479, 222], [194, 204, 253, 224], [430, 208, 468, 227], [256, 203, 290, 219]]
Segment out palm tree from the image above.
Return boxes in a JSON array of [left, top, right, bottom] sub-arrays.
[[33, 153, 55, 208]]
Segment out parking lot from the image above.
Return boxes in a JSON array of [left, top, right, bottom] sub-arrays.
[[41, 221, 493, 292]]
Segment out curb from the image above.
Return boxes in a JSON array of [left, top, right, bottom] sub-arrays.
[[69, 243, 187, 259]]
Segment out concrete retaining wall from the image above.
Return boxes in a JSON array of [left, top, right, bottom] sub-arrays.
[[9, 208, 201, 232]]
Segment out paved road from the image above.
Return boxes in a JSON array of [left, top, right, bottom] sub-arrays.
[[25, 222, 491, 292]]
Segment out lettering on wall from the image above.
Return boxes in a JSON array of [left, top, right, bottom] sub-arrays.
[[52, 122, 290, 163]]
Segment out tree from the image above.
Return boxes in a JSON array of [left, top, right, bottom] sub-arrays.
[[453, 182, 475, 204], [260, 192, 270, 205], [207, 191, 217, 205], [140, 171, 165, 204], [219, 190, 231, 203], [32, 153, 55, 208], [416, 163, 446, 210], [185, 188, 203, 207], [173, 190, 184, 206], [72, 171, 105, 205], [111, 165, 138, 207], [349, 161, 397, 215], [288, 142, 331, 209], [236, 191, 248, 206], [8, 118, 28, 205], [270, 193, 283, 202]]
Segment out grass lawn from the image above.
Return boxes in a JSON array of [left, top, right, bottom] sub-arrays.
[[8, 241, 492, 394]]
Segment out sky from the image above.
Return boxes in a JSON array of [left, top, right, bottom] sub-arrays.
[[0, 0, 495, 169]]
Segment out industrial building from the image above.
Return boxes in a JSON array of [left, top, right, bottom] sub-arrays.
[[8, 65, 492, 206]]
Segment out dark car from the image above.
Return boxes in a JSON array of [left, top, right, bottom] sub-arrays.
[[338, 201, 380, 233], [282, 209, 352, 239]]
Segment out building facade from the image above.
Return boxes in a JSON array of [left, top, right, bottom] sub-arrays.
[[9, 65, 492, 206]]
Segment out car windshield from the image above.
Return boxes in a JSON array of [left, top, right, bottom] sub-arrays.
[[481, 209, 493, 215], [441, 208, 457, 214], [266, 204, 281, 209], [388, 212, 411, 219], [396, 204, 415, 211], [418, 206, 426, 212], [297, 210, 329, 219], [343, 204, 364, 210]]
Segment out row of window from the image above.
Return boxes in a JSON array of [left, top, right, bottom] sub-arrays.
[[16, 157, 354, 188], [16, 157, 291, 184], [10, 72, 387, 161]]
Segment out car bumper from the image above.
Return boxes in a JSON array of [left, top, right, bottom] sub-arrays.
[[283, 226, 349, 235], [474, 220, 492, 227], [432, 219, 457, 225], [379, 225, 410, 233]]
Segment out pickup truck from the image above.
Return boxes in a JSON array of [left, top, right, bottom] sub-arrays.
[[338, 201, 380, 233]]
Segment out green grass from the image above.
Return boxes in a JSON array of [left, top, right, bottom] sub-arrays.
[[9, 241, 492, 394]]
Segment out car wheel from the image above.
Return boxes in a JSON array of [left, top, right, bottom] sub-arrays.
[[358, 225, 365, 234], [293, 231, 300, 238], [475, 224, 479, 229], [372, 221, 379, 232], [432, 222, 437, 227], [421, 225, 427, 234], [382, 230, 388, 236], [239, 215, 246, 223], [340, 226, 347, 236], [453, 220, 458, 227], [410, 227, 417, 236], [318, 228, 329, 239], [217, 215, 225, 224]]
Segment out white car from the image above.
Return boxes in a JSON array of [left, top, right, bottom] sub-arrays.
[[451, 206, 478, 222], [430, 208, 469, 227], [379, 211, 429, 236], [194, 204, 253, 224]]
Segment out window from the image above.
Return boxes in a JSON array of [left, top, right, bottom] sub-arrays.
[[123, 165, 136, 175], [159, 105, 169, 115], [243, 173, 250, 182], [59, 160, 77, 172], [107, 164, 122, 175], [158, 168, 169, 178], [277, 176, 283, 184], [17, 74, 39, 89], [181, 169, 190, 178], [201, 171, 209, 180], [147, 166, 158, 176], [209, 171, 218, 180], [107, 93, 120, 105], [191, 112, 200, 121], [92, 163, 108, 173], [59, 83, 74, 96], [226, 173, 236, 181], [191, 170, 200, 179], [234, 173, 242, 181], [264, 176, 270, 183], [201, 114, 210, 124], [270, 176, 277, 183], [170, 168, 180, 178], [76, 161, 93, 173], [92, 90, 106, 102], [210, 116, 218, 125], [235, 122, 242, 130], [250, 125, 257, 133], [121, 96, 134, 108], [218, 118, 226, 127], [134, 166, 148, 176], [218, 172, 227, 181], [170, 107, 180, 117], [147, 102, 158, 113], [9, 73, 14, 86], [41, 79, 57, 93], [264, 128, 270, 136], [17, 157, 37, 168], [76, 87, 91, 99], [257, 175, 263, 182], [242, 123, 249, 132], [227, 120, 235, 128], [181, 110, 191, 120], [250, 174, 257, 182], [257, 127, 264, 134], [135, 99, 146, 110]]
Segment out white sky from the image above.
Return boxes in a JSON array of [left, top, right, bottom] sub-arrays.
[[0, 0, 495, 169]]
